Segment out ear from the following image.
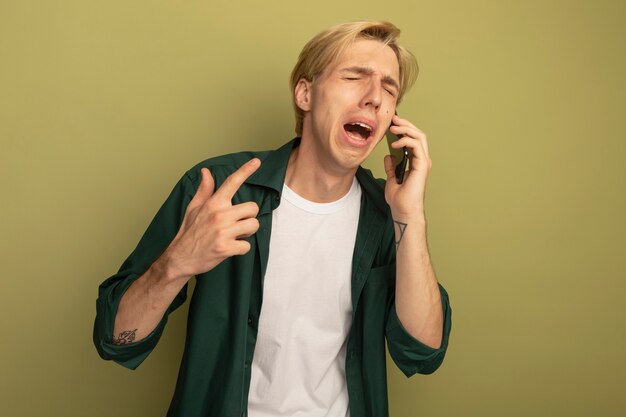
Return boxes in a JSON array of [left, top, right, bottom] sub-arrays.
[[294, 78, 312, 112]]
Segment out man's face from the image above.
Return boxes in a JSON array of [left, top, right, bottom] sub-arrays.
[[296, 39, 400, 173]]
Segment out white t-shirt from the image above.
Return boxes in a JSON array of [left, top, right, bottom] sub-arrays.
[[247, 178, 362, 417]]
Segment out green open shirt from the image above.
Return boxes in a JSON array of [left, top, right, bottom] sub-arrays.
[[94, 138, 452, 417]]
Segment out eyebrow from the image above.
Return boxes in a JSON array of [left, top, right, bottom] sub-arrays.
[[340, 66, 400, 92]]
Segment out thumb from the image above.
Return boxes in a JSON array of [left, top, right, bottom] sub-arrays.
[[383, 155, 397, 183], [188, 168, 215, 210]]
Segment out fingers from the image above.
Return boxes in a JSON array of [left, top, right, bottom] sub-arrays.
[[169, 163, 261, 274], [231, 240, 252, 256], [389, 118, 432, 171], [229, 217, 260, 239], [201, 200, 259, 239], [390, 118, 429, 153], [213, 217, 257, 258], [214, 158, 261, 201], [393, 129, 429, 159], [206, 201, 259, 225], [187, 168, 215, 213], [230, 201, 260, 220]]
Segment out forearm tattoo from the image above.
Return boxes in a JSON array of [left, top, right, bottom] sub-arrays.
[[393, 220, 407, 251], [112, 329, 138, 345]]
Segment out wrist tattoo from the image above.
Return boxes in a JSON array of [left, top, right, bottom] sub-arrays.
[[393, 220, 408, 251], [112, 329, 138, 345]]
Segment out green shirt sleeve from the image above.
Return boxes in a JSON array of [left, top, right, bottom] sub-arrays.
[[371, 191, 452, 377], [93, 172, 196, 370], [385, 283, 452, 376]]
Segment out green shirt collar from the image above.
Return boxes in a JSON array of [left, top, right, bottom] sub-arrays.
[[245, 137, 299, 194], [246, 136, 390, 216]]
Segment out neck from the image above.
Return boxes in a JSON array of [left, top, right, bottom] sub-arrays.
[[284, 141, 357, 203]]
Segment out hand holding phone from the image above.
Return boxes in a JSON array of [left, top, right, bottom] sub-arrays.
[[386, 115, 409, 184]]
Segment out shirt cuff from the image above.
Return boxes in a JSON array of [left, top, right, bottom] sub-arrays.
[[93, 274, 169, 370], [386, 283, 452, 376]]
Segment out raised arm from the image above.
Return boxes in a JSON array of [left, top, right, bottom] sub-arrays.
[[112, 158, 262, 344], [384, 114, 443, 349]]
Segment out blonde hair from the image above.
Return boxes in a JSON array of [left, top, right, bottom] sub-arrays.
[[290, 21, 418, 135]]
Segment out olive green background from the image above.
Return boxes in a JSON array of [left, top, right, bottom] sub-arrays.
[[1, 1, 624, 416]]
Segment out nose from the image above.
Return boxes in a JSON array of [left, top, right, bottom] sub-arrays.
[[360, 78, 383, 111]]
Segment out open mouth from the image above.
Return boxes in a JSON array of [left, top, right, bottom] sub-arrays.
[[344, 122, 373, 141]]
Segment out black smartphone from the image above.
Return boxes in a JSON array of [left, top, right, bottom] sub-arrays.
[[386, 115, 408, 184]]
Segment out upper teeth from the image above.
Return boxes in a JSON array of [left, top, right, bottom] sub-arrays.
[[354, 122, 372, 132]]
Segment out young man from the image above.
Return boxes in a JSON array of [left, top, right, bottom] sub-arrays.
[[94, 20, 451, 417]]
